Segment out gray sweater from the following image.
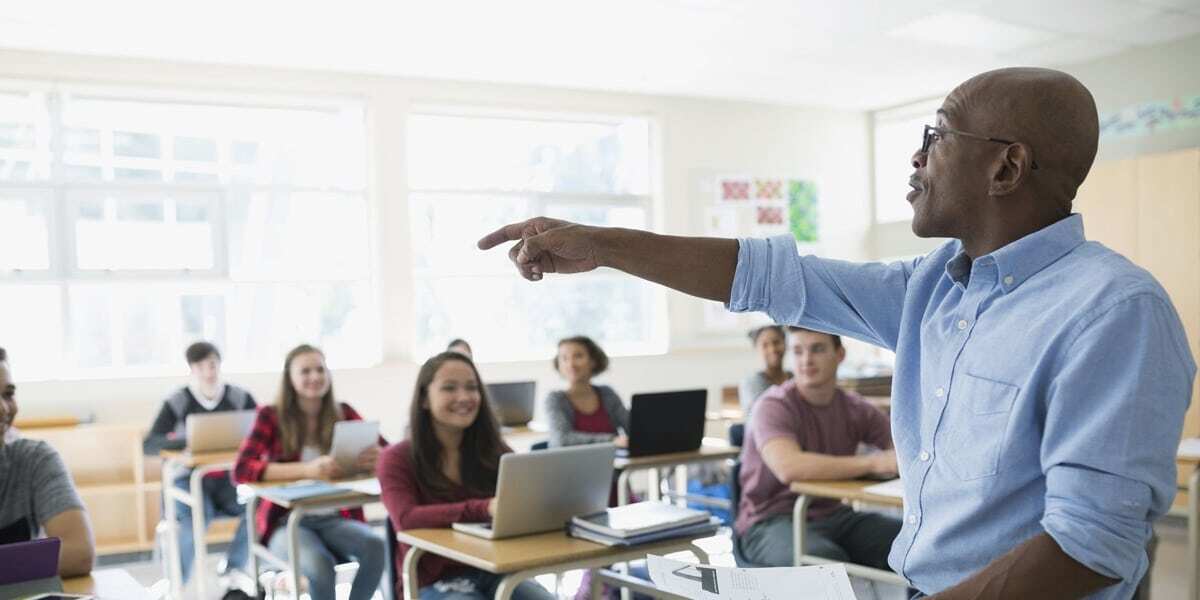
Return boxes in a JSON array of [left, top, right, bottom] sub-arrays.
[[738, 371, 792, 415], [545, 385, 630, 447]]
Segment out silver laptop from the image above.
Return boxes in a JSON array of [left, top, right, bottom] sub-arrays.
[[486, 381, 536, 427], [186, 410, 257, 453], [452, 443, 615, 539]]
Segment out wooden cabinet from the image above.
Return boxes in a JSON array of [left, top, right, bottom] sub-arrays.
[[1075, 147, 1200, 485]]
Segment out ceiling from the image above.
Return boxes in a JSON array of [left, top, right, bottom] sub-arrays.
[[1, 0, 1197, 110]]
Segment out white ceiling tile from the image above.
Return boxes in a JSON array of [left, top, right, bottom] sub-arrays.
[[972, 0, 1162, 35], [1002, 36, 1130, 65], [1099, 10, 1200, 43], [887, 11, 1058, 53]]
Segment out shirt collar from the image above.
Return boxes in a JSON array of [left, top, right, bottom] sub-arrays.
[[188, 383, 226, 411], [944, 214, 1086, 293]]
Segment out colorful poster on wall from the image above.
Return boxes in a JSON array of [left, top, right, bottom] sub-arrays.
[[1100, 94, 1200, 138], [713, 176, 818, 242]]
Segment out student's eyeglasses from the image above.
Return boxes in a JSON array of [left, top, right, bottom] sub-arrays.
[[922, 125, 1039, 170]]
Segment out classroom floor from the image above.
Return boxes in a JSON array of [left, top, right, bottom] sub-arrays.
[[107, 517, 1190, 599]]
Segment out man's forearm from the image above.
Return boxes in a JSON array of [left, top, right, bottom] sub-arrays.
[[930, 532, 1119, 600], [780, 452, 875, 482], [597, 228, 739, 303]]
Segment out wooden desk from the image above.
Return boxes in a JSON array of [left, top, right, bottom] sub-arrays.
[[501, 424, 549, 452], [788, 479, 907, 587], [159, 449, 240, 600], [396, 528, 704, 600], [62, 568, 152, 600], [613, 440, 740, 506], [242, 479, 381, 598], [1178, 451, 1200, 600]]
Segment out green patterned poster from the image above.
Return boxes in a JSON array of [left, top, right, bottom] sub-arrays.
[[788, 179, 818, 242]]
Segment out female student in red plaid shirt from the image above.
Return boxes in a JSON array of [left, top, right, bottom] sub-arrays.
[[377, 352, 555, 600], [233, 344, 386, 600]]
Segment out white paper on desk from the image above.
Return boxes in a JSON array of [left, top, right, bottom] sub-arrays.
[[861, 478, 904, 499], [647, 554, 856, 600], [336, 478, 381, 496], [1179, 438, 1200, 459]]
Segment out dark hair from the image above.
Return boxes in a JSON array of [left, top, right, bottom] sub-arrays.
[[408, 352, 505, 500], [553, 335, 609, 376], [787, 326, 842, 349], [185, 341, 221, 365], [275, 344, 342, 456], [0, 346, 6, 362], [446, 339, 472, 353], [747, 325, 785, 345]]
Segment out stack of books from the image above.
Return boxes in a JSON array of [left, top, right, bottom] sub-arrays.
[[567, 502, 721, 547]]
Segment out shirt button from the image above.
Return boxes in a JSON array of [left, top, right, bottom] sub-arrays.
[[907, 513, 918, 525], [1003, 275, 1014, 285], [957, 319, 968, 330], [935, 387, 944, 397], [919, 451, 930, 461]]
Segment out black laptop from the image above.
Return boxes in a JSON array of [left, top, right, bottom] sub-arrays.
[[618, 389, 707, 458], [486, 381, 536, 427]]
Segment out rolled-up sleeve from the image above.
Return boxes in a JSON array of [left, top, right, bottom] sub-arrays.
[[727, 235, 918, 351], [1041, 292, 1196, 583]]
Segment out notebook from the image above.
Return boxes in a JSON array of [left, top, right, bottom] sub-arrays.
[[571, 501, 711, 538]]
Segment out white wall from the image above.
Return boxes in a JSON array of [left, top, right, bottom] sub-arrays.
[[1, 49, 872, 440]]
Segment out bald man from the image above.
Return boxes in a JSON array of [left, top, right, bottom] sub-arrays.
[[478, 68, 1196, 599]]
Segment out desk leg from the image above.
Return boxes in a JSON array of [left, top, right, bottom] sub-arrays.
[[403, 546, 425, 600], [590, 568, 604, 600], [189, 468, 209, 600], [792, 494, 811, 567], [687, 542, 710, 565], [617, 469, 632, 506], [648, 468, 661, 502], [162, 460, 185, 600], [246, 494, 260, 597], [1190, 467, 1199, 600], [674, 466, 688, 507], [287, 508, 305, 600]]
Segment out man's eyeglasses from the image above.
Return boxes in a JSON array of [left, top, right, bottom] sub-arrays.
[[922, 125, 1039, 170]]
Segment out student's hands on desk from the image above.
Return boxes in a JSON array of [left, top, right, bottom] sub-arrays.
[[869, 449, 898, 478]]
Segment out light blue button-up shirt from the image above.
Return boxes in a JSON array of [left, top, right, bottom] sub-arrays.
[[729, 215, 1195, 598]]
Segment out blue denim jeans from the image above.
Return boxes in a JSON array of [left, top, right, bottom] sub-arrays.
[[267, 514, 386, 600], [419, 569, 555, 600], [171, 473, 249, 582]]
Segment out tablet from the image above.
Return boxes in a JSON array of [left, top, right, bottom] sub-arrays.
[[331, 420, 379, 473]]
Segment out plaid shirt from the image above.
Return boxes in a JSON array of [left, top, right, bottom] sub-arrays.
[[233, 402, 374, 544]]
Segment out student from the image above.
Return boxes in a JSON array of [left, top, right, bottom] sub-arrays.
[[735, 328, 899, 568], [545, 336, 629, 448], [143, 341, 255, 584], [232, 344, 385, 600], [738, 325, 791, 415], [446, 339, 473, 359], [0, 346, 96, 577], [378, 352, 553, 600]]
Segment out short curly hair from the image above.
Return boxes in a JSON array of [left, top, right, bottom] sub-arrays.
[[553, 336, 609, 376]]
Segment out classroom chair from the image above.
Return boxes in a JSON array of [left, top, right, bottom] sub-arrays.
[[728, 423, 745, 448], [728, 461, 766, 568]]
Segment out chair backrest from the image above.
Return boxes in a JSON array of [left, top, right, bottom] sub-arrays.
[[384, 517, 398, 600], [728, 423, 745, 448]]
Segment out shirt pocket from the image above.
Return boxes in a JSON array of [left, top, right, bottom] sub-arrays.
[[940, 373, 1019, 481]]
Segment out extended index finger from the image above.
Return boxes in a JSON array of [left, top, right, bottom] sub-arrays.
[[477, 222, 529, 250]]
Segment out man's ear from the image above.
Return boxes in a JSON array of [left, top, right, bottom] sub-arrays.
[[989, 144, 1032, 196]]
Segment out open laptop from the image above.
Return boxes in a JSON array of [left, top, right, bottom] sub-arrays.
[[618, 389, 707, 458], [185, 409, 256, 453], [0, 537, 68, 599], [486, 381, 536, 427], [452, 443, 615, 539]]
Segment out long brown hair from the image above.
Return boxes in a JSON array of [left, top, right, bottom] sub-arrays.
[[276, 344, 343, 456], [408, 352, 505, 500]]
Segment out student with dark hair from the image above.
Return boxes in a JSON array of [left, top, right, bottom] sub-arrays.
[[233, 344, 385, 600], [446, 339, 473, 359], [143, 341, 256, 586], [0, 346, 96, 576], [738, 325, 791, 415], [378, 352, 553, 600], [545, 335, 629, 448]]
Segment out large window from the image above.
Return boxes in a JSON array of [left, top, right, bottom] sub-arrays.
[[872, 98, 943, 224], [408, 109, 665, 362], [0, 82, 377, 379]]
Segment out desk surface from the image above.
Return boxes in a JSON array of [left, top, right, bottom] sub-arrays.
[[614, 440, 739, 469], [790, 479, 904, 507], [396, 528, 703, 574], [245, 479, 379, 509], [160, 449, 240, 467], [63, 568, 151, 600]]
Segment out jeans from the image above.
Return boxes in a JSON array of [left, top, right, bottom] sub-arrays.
[[419, 569, 555, 600], [172, 473, 250, 582], [267, 515, 386, 600], [741, 506, 902, 570]]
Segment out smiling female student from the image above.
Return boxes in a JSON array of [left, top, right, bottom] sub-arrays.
[[233, 344, 386, 600], [378, 352, 554, 600]]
